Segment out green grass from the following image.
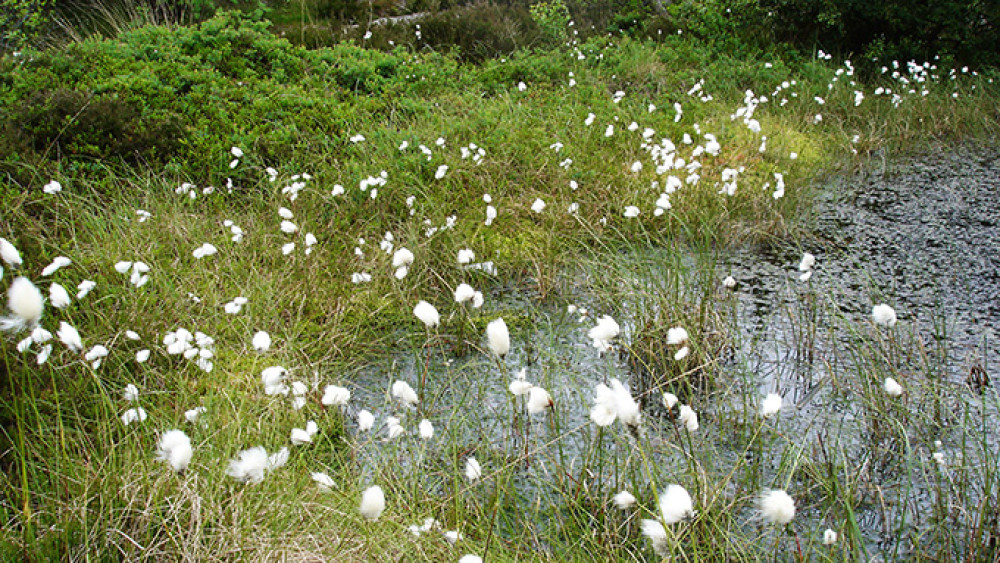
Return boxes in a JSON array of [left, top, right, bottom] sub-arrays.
[[1, 10, 1000, 561]]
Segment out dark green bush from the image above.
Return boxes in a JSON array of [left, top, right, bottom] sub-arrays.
[[0, 10, 457, 184], [749, 0, 998, 67]]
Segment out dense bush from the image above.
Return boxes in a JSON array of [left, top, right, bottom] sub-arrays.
[[1, 0, 53, 51], [757, 0, 1000, 67], [0, 11, 457, 183], [661, 0, 1000, 68]]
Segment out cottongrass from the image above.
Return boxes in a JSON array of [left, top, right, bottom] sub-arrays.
[[760, 393, 783, 417], [678, 404, 699, 432], [0, 237, 22, 266], [590, 379, 640, 428], [226, 446, 288, 484], [359, 485, 386, 521], [311, 472, 335, 491], [57, 321, 83, 352], [413, 300, 440, 328], [391, 380, 419, 406], [526, 386, 553, 414], [884, 377, 903, 397], [485, 317, 510, 358], [657, 484, 695, 525], [823, 528, 838, 545], [465, 457, 482, 482], [872, 303, 898, 327], [759, 490, 796, 525], [3, 276, 44, 331], [587, 315, 620, 351], [613, 490, 636, 509], [156, 430, 193, 473]]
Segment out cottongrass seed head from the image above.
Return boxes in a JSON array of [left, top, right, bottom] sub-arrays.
[[156, 429, 193, 473], [659, 484, 695, 524], [486, 317, 510, 358], [360, 485, 386, 521], [759, 489, 796, 525]]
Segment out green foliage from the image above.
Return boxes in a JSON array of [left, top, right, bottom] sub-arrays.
[[0, 10, 455, 183], [755, 0, 1000, 67], [1, 0, 52, 51], [529, 0, 570, 43]]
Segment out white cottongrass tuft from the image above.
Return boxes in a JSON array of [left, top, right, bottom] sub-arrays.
[[640, 519, 669, 556], [267, 448, 289, 471], [798, 252, 816, 281], [392, 380, 419, 406], [454, 283, 476, 304], [872, 304, 897, 327], [385, 416, 404, 440], [666, 326, 689, 346], [57, 321, 83, 352], [156, 429, 193, 473], [662, 392, 678, 409], [3, 277, 44, 331], [613, 490, 636, 509], [413, 301, 440, 328], [486, 317, 510, 358], [508, 368, 532, 396], [121, 407, 147, 425], [123, 384, 139, 401], [458, 556, 482, 563], [392, 247, 414, 269], [322, 385, 351, 406], [252, 330, 271, 352], [0, 238, 22, 267], [418, 419, 434, 439], [85, 344, 109, 368], [31, 327, 51, 344], [359, 485, 386, 521], [759, 489, 796, 525], [357, 409, 375, 431], [526, 386, 553, 414], [588, 315, 620, 351], [678, 404, 699, 432], [531, 198, 546, 213], [192, 243, 217, 259], [723, 275, 737, 289], [40, 256, 71, 277], [291, 421, 319, 445], [312, 472, 335, 491], [465, 457, 482, 482], [261, 366, 289, 396], [227, 447, 269, 483], [657, 484, 695, 524], [823, 528, 838, 545], [76, 280, 96, 299], [760, 393, 783, 417], [457, 248, 475, 264], [884, 377, 903, 397], [184, 406, 206, 423], [590, 379, 640, 428], [47, 283, 70, 309]]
